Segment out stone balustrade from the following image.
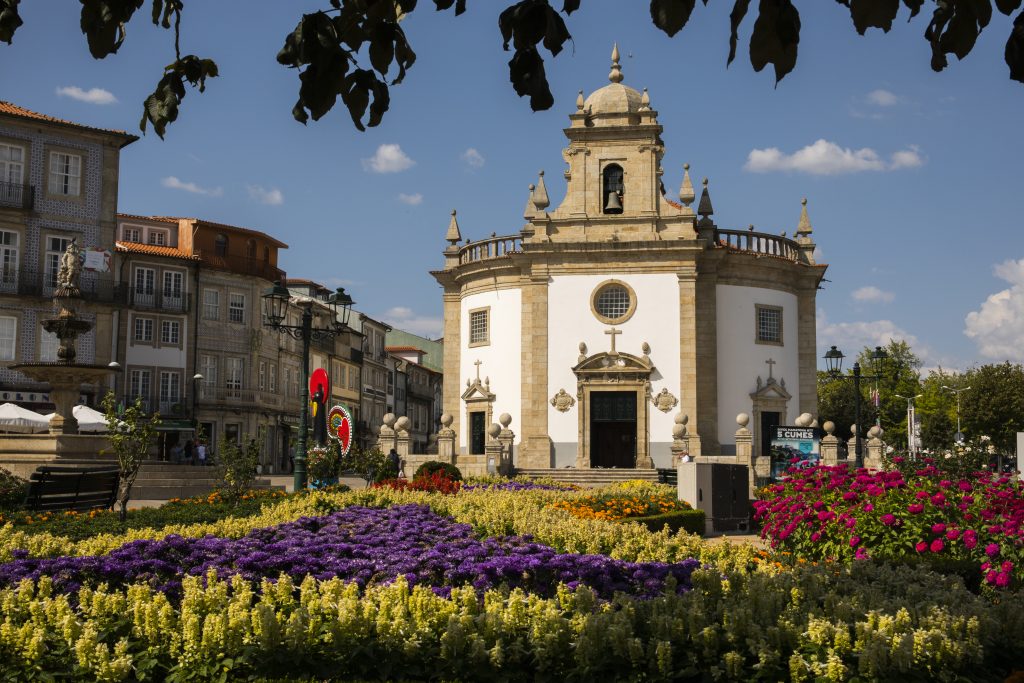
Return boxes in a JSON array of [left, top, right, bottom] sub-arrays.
[[715, 228, 800, 261], [458, 235, 522, 265]]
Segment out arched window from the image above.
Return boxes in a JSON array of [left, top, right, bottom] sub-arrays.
[[214, 233, 228, 257], [602, 164, 624, 214]]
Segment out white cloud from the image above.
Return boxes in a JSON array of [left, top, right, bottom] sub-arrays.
[[866, 89, 899, 107], [247, 185, 284, 206], [816, 310, 953, 368], [851, 286, 895, 304], [362, 144, 415, 173], [161, 176, 223, 197], [381, 306, 442, 338], [55, 86, 117, 105], [744, 139, 925, 175], [964, 258, 1024, 362], [461, 148, 485, 168], [889, 147, 925, 169], [398, 192, 423, 206]]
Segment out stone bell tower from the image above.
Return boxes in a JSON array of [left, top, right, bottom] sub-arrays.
[[523, 45, 696, 243]]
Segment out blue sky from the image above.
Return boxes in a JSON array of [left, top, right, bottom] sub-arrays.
[[2, 1, 1021, 370]]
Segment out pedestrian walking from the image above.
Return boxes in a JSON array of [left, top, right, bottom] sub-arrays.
[[196, 441, 207, 466]]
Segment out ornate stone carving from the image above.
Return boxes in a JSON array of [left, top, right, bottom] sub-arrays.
[[550, 388, 576, 412], [650, 387, 678, 413], [56, 239, 82, 290]]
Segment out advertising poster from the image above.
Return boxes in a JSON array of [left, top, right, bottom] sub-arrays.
[[769, 426, 820, 481]]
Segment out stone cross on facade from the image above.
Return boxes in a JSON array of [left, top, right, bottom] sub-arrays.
[[765, 357, 776, 380], [474, 359, 482, 381], [604, 327, 621, 356]]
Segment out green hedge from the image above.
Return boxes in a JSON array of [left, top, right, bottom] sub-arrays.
[[626, 508, 706, 535]]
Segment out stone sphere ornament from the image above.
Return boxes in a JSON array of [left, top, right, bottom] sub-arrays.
[[487, 423, 502, 438], [395, 416, 411, 432], [440, 413, 454, 428], [499, 413, 512, 428], [383, 413, 397, 428], [823, 421, 835, 435], [736, 413, 750, 428]]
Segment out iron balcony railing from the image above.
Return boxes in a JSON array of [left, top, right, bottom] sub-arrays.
[[129, 289, 192, 312], [0, 265, 125, 303], [196, 384, 286, 409], [0, 181, 33, 211]]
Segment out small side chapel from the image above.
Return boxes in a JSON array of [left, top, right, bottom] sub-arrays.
[[432, 46, 827, 470]]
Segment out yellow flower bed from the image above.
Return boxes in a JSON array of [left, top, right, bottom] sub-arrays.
[[547, 481, 692, 521]]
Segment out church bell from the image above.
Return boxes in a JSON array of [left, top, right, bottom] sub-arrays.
[[604, 191, 623, 214]]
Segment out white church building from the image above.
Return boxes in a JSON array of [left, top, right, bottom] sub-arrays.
[[432, 47, 827, 470]]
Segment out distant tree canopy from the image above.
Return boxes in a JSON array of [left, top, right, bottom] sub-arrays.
[[817, 340, 1024, 454], [0, 1, 1022, 137]]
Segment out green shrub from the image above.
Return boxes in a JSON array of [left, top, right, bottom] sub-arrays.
[[216, 432, 261, 503], [413, 460, 462, 482], [0, 467, 27, 511], [626, 508, 706, 535]]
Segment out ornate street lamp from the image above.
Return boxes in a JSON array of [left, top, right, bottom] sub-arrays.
[[262, 281, 355, 491], [823, 345, 888, 467]]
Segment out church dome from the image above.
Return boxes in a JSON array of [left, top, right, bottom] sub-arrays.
[[584, 82, 643, 115]]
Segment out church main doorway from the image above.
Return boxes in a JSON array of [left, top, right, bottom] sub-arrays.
[[589, 391, 637, 468]]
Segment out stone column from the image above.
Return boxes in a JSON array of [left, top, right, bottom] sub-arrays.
[[484, 423, 504, 477], [820, 421, 839, 466], [695, 259, 720, 453], [518, 269, 552, 467], [376, 413, 397, 454], [677, 266, 702, 456], [847, 424, 858, 466], [734, 413, 755, 497], [395, 416, 411, 458], [497, 413, 515, 475], [436, 413, 456, 462], [796, 280, 820, 420], [865, 426, 885, 470], [669, 413, 689, 466], [442, 291, 462, 450]]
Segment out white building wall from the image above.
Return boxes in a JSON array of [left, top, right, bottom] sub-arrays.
[[716, 284, 800, 449], [124, 321, 189, 368], [459, 288, 522, 450], [547, 273, 681, 466]]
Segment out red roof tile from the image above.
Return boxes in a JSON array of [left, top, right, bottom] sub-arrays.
[[115, 242, 200, 261], [0, 101, 137, 144], [153, 216, 288, 248], [386, 346, 425, 353]]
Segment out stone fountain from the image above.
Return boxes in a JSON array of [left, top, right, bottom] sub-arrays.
[[0, 240, 115, 476], [11, 239, 114, 435]]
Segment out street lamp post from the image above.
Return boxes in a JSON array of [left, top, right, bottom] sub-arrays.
[[823, 345, 888, 468], [262, 282, 355, 492], [941, 385, 971, 444], [894, 393, 923, 456]]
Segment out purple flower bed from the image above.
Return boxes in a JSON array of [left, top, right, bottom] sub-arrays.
[[0, 504, 699, 601], [462, 481, 579, 492]]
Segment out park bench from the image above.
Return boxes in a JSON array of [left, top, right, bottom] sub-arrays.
[[24, 465, 120, 512]]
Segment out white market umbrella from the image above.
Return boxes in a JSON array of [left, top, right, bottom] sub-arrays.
[[0, 403, 49, 433], [73, 404, 109, 433]]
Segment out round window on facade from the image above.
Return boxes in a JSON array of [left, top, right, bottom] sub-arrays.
[[590, 280, 637, 324]]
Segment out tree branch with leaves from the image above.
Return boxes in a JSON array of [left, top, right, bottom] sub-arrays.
[[1, 1, 1021, 136], [101, 391, 160, 522]]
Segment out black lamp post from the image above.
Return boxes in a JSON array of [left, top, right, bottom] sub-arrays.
[[823, 345, 888, 468], [262, 281, 355, 491]]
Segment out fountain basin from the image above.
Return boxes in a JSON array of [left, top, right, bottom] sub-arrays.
[[9, 363, 114, 435]]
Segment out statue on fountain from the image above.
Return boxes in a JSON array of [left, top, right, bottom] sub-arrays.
[[56, 239, 82, 292]]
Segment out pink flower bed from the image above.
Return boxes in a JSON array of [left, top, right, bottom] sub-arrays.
[[754, 463, 1024, 588]]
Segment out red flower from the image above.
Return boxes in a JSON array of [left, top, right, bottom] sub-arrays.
[[915, 541, 928, 553], [930, 538, 944, 553], [849, 536, 861, 547]]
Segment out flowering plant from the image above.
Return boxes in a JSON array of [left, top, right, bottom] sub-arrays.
[[373, 471, 461, 494], [755, 463, 1024, 588], [306, 444, 339, 485], [548, 486, 692, 521]]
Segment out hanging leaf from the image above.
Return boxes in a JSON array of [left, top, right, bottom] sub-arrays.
[[341, 68, 391, 130], [509, 45, 554, 110], [996, 0, 1023, 15], [150, 0, 183, 29], [927, 0, 990, 69], [650, 0, 697, 38], [727, 0, 752, 66], [139, 55, 218, 138], [749, 0, 801, 84], [1007, 10, 1024, 81], [79, 0, 145, 58], [563, 0, 581, 13], [902, 0, 925, 18], [434, 0, 467, 14], [846, 0, 901, 34], [0, 0, 23, 44]]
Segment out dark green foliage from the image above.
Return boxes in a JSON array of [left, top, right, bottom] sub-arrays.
[[413, 460, 463, 482], [626, 508, 706, 535], [0, 467, 27, 511], [961, 362, 1024, 452], [215, 432, 262, 504], [4, 1, 1024, 134], [0, 0, 22, 44], [339, 445, 388, 486]]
